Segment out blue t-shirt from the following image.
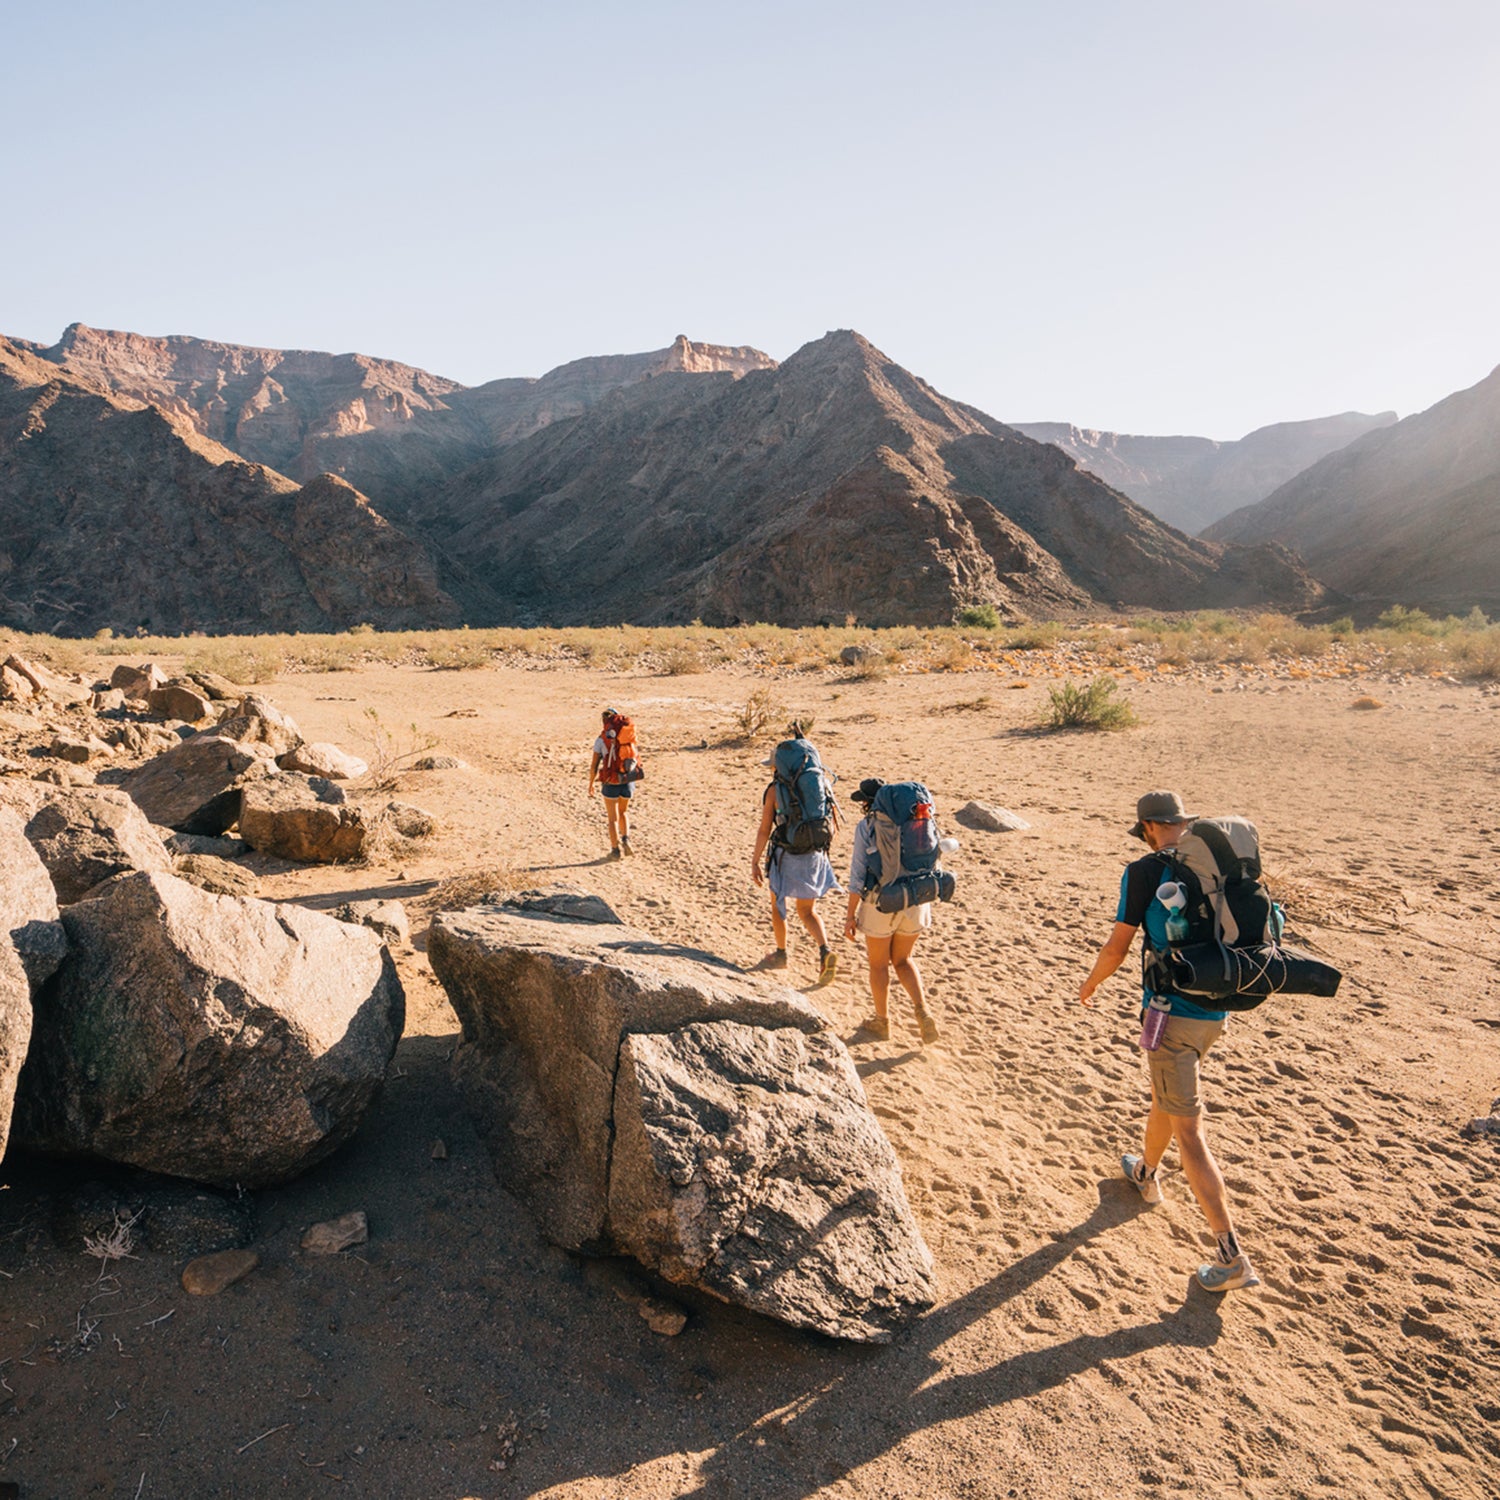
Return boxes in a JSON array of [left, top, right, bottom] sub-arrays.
[[1116, 856, 1227, 1023]]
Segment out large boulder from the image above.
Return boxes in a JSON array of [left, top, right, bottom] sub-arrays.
[[428, 906, 935, 1342], [14, 871, 405, 1187], [0, 942, 32, 1162], [109, 662, 169, 699], [122, 734, 276, 833], [278, 742, 369, 781], [21, 787, 174, 903], [147, 681, 216, 723], [238, 776, 366, 863], [215, 695, 303, 758], [0, 807, 68, 989]]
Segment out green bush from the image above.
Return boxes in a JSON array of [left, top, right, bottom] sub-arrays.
[[1375, 605, 1436, 635], [955, 603, 1000, 629], [1040, 676, 1139, 732]]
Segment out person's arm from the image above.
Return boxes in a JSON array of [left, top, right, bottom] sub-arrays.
[[844, 822, 868, 938], [588, 747, 601, 796], [1078, 923, 1138, 1006], [751, 790, 776, 886]]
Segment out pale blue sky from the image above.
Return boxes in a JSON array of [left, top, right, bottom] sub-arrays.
[[4, 1, 1497, 437]]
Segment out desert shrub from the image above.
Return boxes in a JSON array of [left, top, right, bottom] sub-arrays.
[[1001, 622, 1065, 651], [661, 644, 703, 675], [186, 643, 285, 683], [1351, 696, 1383, 711], [955, 603, 1000, 629], [1451, 625, 1500, 679], [355, 707, 440, 789], [1376, 604, 1437, 635], [1040, 676, 1138, 732], [1329, 616, 1355, 636], [416, 865, 521, 917], [847, 651, 888, 681], [931, 636, 975, 672], [424, 637, 493, 670], [735, 687, 785, 741]]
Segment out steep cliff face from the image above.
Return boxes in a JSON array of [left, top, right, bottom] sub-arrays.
[[1206, 364, 1500, 612], [30, 325, 777, 515], [409, 330, 1323, 625], [1016, 412, 1396, 534], [0, 339, 460, 634]]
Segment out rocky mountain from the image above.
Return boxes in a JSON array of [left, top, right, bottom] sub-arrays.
[[25, 325, 775, 515], [0, 338, 461, 635], [1204, 364, 1500, 614], [406, 330, 1324, 626], [1015, 412, 1397, 534]]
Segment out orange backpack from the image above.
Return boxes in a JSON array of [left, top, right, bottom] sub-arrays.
[[599, 714, 637, 784]]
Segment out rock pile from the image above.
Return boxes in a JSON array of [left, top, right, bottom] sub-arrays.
[[428, 903, 935, 1342]]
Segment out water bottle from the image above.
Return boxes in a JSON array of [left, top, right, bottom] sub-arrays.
[[938, 836, 960, 855], [1140, 995, 1171, 1051], [1158, 881, 1190, 946]]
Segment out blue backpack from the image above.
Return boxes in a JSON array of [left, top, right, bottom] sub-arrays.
[[769, 738, 834, 855], [870, 780, 955, 912]]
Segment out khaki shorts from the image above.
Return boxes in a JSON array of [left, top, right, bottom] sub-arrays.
[[855, 898, 932, 938], [1147, 1014, 1225, 1117]]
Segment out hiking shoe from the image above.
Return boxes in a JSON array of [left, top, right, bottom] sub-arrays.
[[917, 1011, 940, 1045], [1196, 1253, 1261, 1293], [857, 1015, 891, 1040], [620, 838, 634, 856], [765, 949, 788, 970], [818, 948, 838, 983], [606, 846, 623, 861], [1122, 1153, 1163, 1206]]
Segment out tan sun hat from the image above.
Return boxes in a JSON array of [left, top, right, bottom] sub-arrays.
[[1129, 790, 1194, 841]]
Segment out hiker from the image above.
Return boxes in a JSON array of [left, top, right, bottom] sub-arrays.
[[751, 724, 839, 981], [587, 707, 639, 858], [1078, 790, 1257, 1293], [842, 778, 940, 1044]]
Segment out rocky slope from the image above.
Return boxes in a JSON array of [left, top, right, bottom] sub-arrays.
[[0, 339, 461, 635], [26, 325, 775, 515], [408, 330, 1324, 626], [1205, 363, 1500, 613], [1016, 412, 1396, 534]]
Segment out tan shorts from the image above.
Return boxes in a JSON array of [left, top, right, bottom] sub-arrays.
[[856, 898, 932, 938], [1147, 1014, 1225, 1117]]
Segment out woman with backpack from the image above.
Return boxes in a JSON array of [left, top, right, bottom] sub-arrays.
[[842, 777, 940, 1044], [588, 707, 639, 858], [751, 724, 839, 982]]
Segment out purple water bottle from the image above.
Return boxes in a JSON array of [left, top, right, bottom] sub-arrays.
[[1140, 994, 1171, 1051]]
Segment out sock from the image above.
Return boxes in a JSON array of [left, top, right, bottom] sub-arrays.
[[819, 945, 831, 964], [1216, 1229, 1242, 1263], [1133, 1158, 1154, 1184]]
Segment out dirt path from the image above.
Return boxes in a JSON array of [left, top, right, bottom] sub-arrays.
[[2, 660, 1497, 1499]]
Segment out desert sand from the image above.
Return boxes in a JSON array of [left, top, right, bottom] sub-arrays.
[[2, 656, 1497, 1499]]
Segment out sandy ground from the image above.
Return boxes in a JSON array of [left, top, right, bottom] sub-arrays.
[[2, 657, 1498, 1500]]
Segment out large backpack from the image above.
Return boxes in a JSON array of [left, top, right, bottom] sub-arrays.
[[599, 714, 637, 785], [1147, 816, 1340, 1009], [769, 738, 833, 854], [869, 781, 956, 913]]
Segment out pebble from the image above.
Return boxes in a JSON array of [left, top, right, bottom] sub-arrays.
[[181, 1247, 260, 1295], [301, 1210, 369, 1254], [430, 1139, 448, 1160]]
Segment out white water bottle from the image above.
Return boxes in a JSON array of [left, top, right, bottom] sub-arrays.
[[1140, 995, 1171, 1051]]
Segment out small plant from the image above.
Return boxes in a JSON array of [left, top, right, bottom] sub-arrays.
[[932, 636, 975, 672], [1351, 696, 1383, 711], [355, 707, 440, 790], [735, 687, 785, 741], [955, 603, 1000, 629], [1040, 676, 1138, 732], [83, 1208, 142, 1277], [1375, 604, 1436, 635], [661, 645, 703, 676]]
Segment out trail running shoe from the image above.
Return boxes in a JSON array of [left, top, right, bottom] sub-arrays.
[[765, 949, 788, 970], [857, 1015, 891, 1040], [1121, 1153, 1164, 1206], [606, 846, 623, 861], [818, 948, 837, 983], [1196, 1253, 1261, 1293], [621, 838, 634, 856], [917, 1012, 940, 1045]]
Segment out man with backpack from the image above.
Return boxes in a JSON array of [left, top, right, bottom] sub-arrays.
[[1078, 790, 1259, 1293], [751, 725, 839, 981], [588, 708, 639, 859]]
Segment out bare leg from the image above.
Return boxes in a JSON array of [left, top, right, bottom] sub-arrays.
[[1171, 1112, 1234, 1238], [606, 799, 623, 849], [769, 895, 788, 951], [890, 931, 927, 1014], [1142, 1100, 1176, 1175], [864, 934, 893, 1019], [793, 898, 828, 949]]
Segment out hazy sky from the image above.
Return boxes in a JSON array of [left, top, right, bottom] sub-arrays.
[[4, 1, 1497, 437]]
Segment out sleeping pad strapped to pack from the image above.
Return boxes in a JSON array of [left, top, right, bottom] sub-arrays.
[[870, 781, 956, 913], [1143, 816, 1342, 1011]]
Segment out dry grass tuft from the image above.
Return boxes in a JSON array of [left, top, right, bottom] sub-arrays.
[[1350, 696, 1383, 711], [414, 866, 522, 917]]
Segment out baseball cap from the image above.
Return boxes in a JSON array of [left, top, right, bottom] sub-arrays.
[[1129, 790, 1194, 841]]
